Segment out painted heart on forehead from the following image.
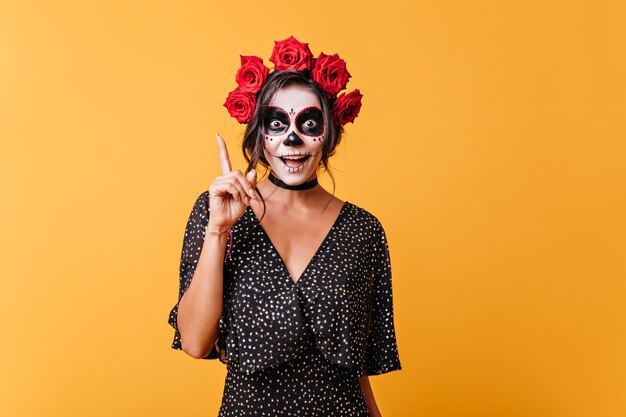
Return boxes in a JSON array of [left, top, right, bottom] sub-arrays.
[[262, 84, 325, 178]]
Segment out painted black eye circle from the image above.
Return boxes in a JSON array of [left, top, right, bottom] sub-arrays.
[[270, 120, 285, 129]]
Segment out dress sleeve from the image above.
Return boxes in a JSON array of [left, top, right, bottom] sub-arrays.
[[167, 190, 229, 361], [364, 221, 402, 375]]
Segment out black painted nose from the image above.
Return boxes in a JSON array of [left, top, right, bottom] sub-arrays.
[[283, 131, 304, 146]]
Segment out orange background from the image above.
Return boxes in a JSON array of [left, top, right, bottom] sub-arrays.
[[1, 1, 625, 416]]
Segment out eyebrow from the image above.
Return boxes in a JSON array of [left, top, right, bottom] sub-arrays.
[[267, 105, 322, 118], [296, 106, 323, 117], [265, 107, 290, 119], [267, 106, 287, 113]]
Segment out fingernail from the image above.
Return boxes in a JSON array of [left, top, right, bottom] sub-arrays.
[[248, 188, 254, 197]]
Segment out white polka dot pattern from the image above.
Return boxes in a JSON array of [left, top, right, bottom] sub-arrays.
[[168, 190, 402, 414]]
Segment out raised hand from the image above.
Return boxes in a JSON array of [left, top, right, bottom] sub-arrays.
[[207, 133, 257, 231]]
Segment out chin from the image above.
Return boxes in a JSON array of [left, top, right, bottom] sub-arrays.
[[271, 168, 317, 185]]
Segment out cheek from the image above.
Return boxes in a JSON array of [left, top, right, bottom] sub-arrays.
[[306, 133, 325, 147], [263, 134, 284, 159], [263, 137, 274, 154], [262, 144, 274, 163], [264, 132, 289, 144]]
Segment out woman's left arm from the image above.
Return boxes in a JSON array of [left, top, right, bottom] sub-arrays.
[[359, 375, 382, 417]]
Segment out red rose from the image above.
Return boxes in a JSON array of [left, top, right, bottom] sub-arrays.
[[269, 36, 313, 71], [223, 87, 257, 124], [312, 52, 351, 98], [333, 89, 362, 125], [235, 55, 269, 93]]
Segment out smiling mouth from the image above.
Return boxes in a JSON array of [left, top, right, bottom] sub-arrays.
[[277, 154, 311, 169]]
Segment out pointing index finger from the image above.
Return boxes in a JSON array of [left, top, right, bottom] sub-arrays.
[[215, 133, 232, 174]]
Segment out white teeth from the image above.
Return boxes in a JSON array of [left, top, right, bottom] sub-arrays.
[[280, 154, 309, 173]]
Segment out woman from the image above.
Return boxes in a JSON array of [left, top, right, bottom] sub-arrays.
[[168, 36, 401, 417]]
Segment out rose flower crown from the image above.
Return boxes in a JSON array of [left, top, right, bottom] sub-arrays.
[[223, 36, 362, 126]]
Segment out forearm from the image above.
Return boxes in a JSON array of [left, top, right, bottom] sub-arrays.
[[359, 375, 382, 417], [176, 226, 229, 358]]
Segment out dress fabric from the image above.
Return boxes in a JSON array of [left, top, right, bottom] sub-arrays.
[[168, 190, 402, 417]]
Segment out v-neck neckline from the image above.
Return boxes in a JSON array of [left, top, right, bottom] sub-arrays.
[[247, 201, 350, 287]]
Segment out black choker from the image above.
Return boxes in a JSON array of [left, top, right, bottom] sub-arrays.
[[268, 172, 318, 190]]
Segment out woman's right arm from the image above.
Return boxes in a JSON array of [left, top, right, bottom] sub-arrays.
[[176, 133, 257, 359], [176, 227, 229, 359]]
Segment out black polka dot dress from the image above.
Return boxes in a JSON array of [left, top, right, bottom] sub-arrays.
[[168, 190, 402, 416]]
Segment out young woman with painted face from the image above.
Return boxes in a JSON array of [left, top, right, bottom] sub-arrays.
[[171, 70, 401, 417]]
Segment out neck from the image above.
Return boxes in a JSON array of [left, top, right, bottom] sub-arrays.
[[257, 172, 323, 208]]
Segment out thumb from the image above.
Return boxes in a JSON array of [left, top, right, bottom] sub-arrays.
[[246, 168, 257, 190]]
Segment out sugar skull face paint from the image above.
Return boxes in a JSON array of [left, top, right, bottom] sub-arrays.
[[262, 84, 325, 185], [264, 106, 325, 138]]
